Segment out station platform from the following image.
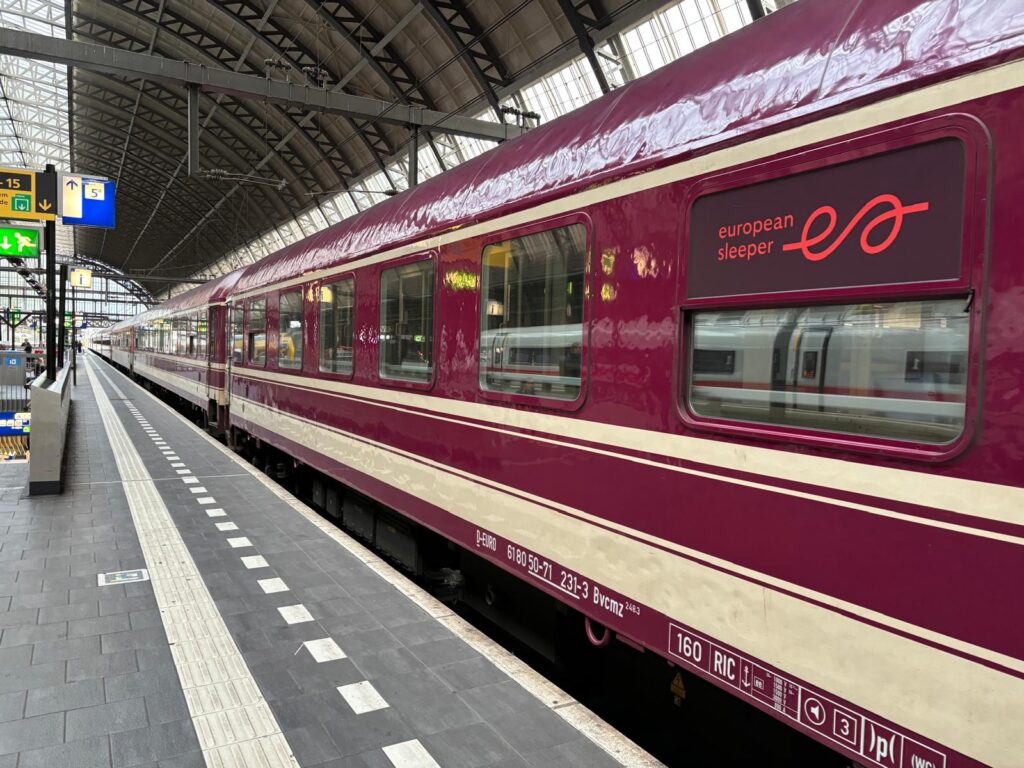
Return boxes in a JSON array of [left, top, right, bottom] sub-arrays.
[[0, 354, 655, 768]]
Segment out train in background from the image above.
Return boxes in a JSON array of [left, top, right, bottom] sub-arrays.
[[95, 1, 1024, 765]]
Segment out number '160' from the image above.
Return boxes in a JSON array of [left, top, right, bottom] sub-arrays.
[[676, 633, 703, 663]]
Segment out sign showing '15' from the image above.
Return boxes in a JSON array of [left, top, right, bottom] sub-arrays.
[[0, 168, 56, 222]]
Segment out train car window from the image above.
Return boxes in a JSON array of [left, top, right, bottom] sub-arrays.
[[278, 291, 303, 369], [188, 314, 198, 357], [380, 260, 434, 382], [686, 298, 968, 444], [177, 316, 191, 357], [230, 306, 243, 364], [479, 224, 586, 400], [197, 311, 208, 358], [247, 299, 267, 366], [319, 278, 354, 375]]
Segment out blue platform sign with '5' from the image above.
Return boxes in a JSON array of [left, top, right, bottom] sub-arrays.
[[61, 176, 115, 229]]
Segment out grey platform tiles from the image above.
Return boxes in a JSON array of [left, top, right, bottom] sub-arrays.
[[3, 354, 654, 768], [0, 366, 204, 768]]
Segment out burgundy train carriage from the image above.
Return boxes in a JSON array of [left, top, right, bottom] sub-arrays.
[[120, 271, 241, 427], [122, 1, 1024, 766]]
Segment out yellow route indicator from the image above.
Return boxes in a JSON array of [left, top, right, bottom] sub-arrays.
[[0, 168, 56, 222], [69, 268, 92, 289]]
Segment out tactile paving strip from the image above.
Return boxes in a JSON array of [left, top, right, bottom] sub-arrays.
[[88, 359, 300, 768]]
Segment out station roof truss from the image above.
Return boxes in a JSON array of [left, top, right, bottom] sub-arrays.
[[0, 0, 783, 296]]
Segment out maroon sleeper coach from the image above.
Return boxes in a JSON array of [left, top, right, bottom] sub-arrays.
[[101, 1, 1024, 765]]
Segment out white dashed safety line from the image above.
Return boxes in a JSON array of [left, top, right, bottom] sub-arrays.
[[257, 578, 289, 594], [86, 357, 300, 768], [93, 355, 661, 768], [207, 509, 228, 518], [304, 638, 345, 662], [197, 497, 216, 505], [383, 739, 443, 768], [337, 681, 389, 715], [278, 605, 314, 624], [119, 380, 435, 758]]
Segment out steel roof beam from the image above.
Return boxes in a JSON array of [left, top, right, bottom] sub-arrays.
[[305, 1, 448, 170], [494, 0, 674, 103], [418, 0, 513, 119], [74, 8, 357, 190], [556, 0, 611, 94], [69, 9, 337, 264], [208, 0, 397, 186], [72, 72, 280, 184], [0, 27, 523, 142]]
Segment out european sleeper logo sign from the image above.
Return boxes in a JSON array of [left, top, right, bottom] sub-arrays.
[[687, 139, 965, 298], [715, 194, 930, 263], [782, 194, 930, 262]]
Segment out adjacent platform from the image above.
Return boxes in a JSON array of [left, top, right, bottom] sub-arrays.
[[0, 354, 655, 768]]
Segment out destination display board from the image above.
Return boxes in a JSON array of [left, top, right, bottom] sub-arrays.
[[686, 139, 966, 299], [0, 412, 30, 436]]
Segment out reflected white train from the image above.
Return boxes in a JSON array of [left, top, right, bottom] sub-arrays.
[[479, 323, 583, 397], [689, 302, 968, 441]]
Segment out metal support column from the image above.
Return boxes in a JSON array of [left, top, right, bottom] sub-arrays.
[[57, 263, 67, 369], [187, 83, 200, 177], [408, 127, 419, 189], [44, 162, 56, 380], [71, 286, 76, 385], [746, 0, 766, 20]]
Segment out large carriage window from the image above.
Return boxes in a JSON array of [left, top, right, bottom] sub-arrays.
[[278, 291, 303, 369], [247, 299, 266, 366], [230, 306, 243, 363], [480, 224, 586, 400], [687, 298, 968, 443], [320, 278, 354, 375], [380, 261, 434, 382]]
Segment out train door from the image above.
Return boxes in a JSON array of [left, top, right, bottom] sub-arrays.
[[794, 327, 832, 410], [223, 305, 233, 409], [201, 308, 213, 418]]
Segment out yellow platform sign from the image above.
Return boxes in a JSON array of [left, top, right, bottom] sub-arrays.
[[0, 167, 56, 222]]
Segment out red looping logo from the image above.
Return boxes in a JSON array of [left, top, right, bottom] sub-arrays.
[[782, 194, 930, 262]]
